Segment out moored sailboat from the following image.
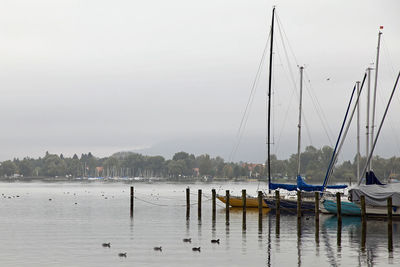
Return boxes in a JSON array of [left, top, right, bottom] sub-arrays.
[[321, 28, 400, 217], [263, 8, 346, 213]]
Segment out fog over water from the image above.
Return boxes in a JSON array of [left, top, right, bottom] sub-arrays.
[[1, 0, 400, 162]]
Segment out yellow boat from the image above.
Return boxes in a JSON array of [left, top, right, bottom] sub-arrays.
[[217, 195, 268, 208]]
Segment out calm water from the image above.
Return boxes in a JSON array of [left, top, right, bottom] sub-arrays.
[[0, 181, 398, 266]]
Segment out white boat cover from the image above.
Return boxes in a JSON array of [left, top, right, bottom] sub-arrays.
[[349, 183, 400, 206]]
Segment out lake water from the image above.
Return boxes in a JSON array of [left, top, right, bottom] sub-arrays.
[[0, 181, 398, 266]]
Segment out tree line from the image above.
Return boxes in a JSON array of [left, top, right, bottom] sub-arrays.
[[1, 146, 400, 182]]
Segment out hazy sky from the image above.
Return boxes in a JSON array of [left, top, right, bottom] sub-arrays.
[[1, 0, 400, 162]]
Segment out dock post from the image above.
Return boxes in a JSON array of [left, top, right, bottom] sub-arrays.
[[336, 192, 342, 226], [130, 186, 134, 217], [258, 191, 263, 230], [186, 187, 190, 219], [388, 197, 393, 252], [198, 189, 202, 220], [314, 192, 319, 221], [225, 190, 230, 225], [242, 189, 246, 230], [315, 192, 319, 242], [361, 195, 366, 222], [275, 190, 280, 217], [361, 195, 366, 251], [297, 190, 302, 220], [212, 189, 216, 222]]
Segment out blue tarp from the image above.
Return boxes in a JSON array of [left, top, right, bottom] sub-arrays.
[[269, 175, 347, 192], [365, 171, 384, 185], [268, 182, 297, 191]]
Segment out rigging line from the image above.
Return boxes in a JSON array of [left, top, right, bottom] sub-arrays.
[[381, 36, 397, 79], [277, 10, 323, 151], [229, 30, 271, 161], [375, 79, 400, 154], [323, 74, 366, 189], [276, 15, 298, 93], [358, 71, 400, 185], [381, 37, 400, 147], [275, 13, 299, 69], [271, 42, 297, 156], [303, 70, 335, 146], [276, 13, 317, 155], [301, 109, 314, 147]]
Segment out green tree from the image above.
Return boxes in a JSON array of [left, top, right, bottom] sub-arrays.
[[18, 158, 34, 177], [1, 160, 18, 176], [43, 154, 67, 177]]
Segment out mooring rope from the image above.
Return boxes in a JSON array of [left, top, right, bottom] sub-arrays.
[[133, 195, 212, 207]]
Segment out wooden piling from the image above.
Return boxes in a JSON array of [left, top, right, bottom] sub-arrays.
[[225, 190, 230, 225], [242, 189, 246, 230], [275, 190, 280, 217], [336, 192, 342, 225], [337, 222, 342, 248], [297, 191, 301, 220], [361, 195, 366, 251], [258, 191, 263, 229], [388, 197, 393, 252], [361, 219, 366, 251], [186, 187, 190, 219], [212, 189, 216, 222], [130, 186, 134, 217], [361, 195, 366, 223], [314, 192, 319, 222], [198, 189, 202, 220]]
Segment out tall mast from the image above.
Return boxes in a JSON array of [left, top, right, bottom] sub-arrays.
[[296, 66, 304, 177], [370, 29, 382, 170], [366, 67, 372, 172], [356, 81, 361, 185], [267, 6, 275, 193]]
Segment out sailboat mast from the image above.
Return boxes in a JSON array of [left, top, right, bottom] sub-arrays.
[[370, 30, 382, 170], [366, 67, 372, 172], [356, 81, 361, 185], [296, 66, 304, 177], [267, 6, 275, 192]]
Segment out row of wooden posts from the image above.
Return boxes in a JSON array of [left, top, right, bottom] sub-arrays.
[[129, 186, 393, 251], [129, 186, 394, 225]]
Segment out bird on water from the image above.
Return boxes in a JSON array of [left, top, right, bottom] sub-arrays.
[[102, 243, 111, 248], [211, 239, 220, 244], [118, 253, 127, 257], [183, 238, 191, 243], [153, 246, 162, 251], [192, 247, 201, 252]]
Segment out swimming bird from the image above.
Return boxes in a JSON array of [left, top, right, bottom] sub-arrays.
[[118, 253, 127, 257], [183, 238, 191, 243], [211, 239, 220, 244], [102, 243, 111, 248], [153, 246, 162, 251], [192, 247, 201, 252]]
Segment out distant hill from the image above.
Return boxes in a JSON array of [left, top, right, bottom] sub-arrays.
[[129, 135, 268, 163]]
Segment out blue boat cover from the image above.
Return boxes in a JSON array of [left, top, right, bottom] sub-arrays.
[[269, 175, 347, 192], [365, 171, 384, 185], [268, 182, 297, 191]]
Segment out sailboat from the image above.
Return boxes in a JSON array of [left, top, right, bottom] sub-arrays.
[[322, 28, 400, 217], [261, 8, 346, 213]]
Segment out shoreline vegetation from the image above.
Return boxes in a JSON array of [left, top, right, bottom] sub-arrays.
[[1, 145, 400, 183]]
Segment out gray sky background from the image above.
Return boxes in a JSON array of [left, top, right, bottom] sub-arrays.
[[1, 0, 400, 163]]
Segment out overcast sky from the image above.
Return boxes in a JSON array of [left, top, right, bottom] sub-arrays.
[[1, 0, 400, 162]]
